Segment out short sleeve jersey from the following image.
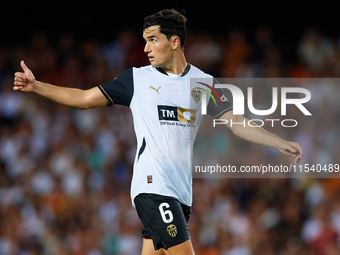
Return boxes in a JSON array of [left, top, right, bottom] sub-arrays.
[[99, 64, 232, 206]]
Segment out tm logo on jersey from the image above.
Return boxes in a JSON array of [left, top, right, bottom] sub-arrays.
[[158, 105, 196, 127]]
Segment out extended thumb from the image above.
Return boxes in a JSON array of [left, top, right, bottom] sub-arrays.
[[21, 60, 29, 71]]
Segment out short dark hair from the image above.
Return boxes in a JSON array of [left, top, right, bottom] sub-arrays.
[[143, 9, 187, 50]]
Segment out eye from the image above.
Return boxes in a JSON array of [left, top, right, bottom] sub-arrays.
[[152, 39, 157, 43]]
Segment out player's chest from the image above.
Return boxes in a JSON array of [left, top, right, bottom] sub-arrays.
[[134, 79, 191, 107]]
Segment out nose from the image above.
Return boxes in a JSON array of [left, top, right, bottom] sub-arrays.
[[144, 41, 151, 53]]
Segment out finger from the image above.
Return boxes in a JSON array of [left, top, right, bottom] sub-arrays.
[[279, 149, 294, 157], [296, 145, 303, 157], [295, 156, 301, 165], [290, 145, 302, 165], [14, 81, 26, 86], [13, 86, 23, 91], [14, 76, 25, 82], [14, 72, 26, 79], [21, 60, 29, 72], [290, 142, 303, 157], [287, 144, 297, 153]]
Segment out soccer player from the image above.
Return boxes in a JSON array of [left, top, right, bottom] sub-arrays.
[[14, 9, 303, 255]]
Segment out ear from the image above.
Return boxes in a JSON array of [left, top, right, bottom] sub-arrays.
[[171, 36, 181, 50]]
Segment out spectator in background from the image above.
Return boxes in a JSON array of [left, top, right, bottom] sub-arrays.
[[220, 29, 251, 77], [298, 28, 335, 76]]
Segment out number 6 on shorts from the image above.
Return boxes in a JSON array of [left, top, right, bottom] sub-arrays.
[[159, 202, 174, 223]]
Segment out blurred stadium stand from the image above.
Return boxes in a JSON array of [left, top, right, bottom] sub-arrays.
[[1, 3, 340, 254]]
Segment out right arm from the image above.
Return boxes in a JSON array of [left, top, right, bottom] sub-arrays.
[[13, 60, 108, 109]]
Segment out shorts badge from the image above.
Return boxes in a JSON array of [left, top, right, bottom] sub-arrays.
[[167, 224, 177, 237]]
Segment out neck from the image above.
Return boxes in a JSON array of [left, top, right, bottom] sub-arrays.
[[160, 51, 187, 75]]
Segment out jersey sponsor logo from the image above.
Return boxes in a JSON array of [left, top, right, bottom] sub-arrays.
[[147, 175, 152, 183], [149, 85, 161, 94], [167, 224, 177, 237], [157, 105, 196, 124]]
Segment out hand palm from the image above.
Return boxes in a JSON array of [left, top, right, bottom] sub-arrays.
[[22, 67, 35, 91]]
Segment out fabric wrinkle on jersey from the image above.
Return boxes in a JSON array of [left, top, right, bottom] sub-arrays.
[[98, 64, 233, 207]]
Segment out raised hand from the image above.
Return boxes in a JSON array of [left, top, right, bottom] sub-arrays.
[[13, 60, 36, 92]]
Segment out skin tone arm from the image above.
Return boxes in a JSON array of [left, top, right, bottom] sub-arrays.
[[13, 60, 108, 109], [222, 110, 303, 165]]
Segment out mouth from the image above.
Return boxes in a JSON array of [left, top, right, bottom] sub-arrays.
[[148, 56, 154, 62]]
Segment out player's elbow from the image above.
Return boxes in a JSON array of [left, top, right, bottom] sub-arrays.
[[78, 97, 95, 110]]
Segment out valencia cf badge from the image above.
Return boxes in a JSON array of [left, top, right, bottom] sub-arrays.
[[147, 175, 152, 184], [167, 224, 177, 237], [191, 88, 202, 103]]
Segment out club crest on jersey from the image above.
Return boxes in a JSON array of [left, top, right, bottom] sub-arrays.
[[167, 224, 177, 237], [191, 87, 202, 103]]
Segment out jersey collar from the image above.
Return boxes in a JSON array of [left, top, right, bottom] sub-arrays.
[[155, 64, 191, 77]]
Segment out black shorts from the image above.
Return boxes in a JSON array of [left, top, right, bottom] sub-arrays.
[[134, 193, 191, 250]]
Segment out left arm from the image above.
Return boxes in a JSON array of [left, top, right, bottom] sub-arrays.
[[222, 110, 303, 164]]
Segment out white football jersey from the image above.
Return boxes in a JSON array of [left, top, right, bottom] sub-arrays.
[[99, 64, 232, 206]]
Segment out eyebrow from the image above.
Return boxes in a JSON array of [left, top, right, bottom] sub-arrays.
[[145, 35, 157, 40], [143, 27, 160, 40], [143, 34, 159, 42]]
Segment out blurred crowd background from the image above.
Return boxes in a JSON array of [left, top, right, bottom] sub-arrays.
[[1, 21, 340, 255]]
